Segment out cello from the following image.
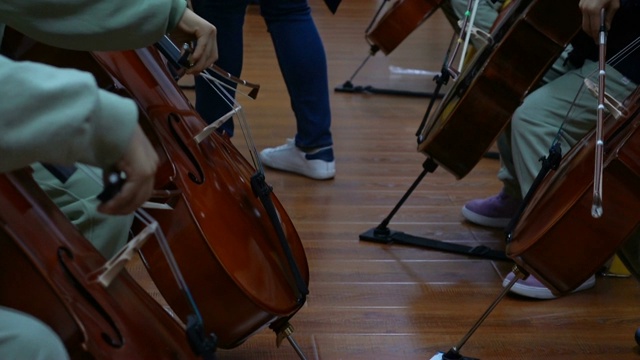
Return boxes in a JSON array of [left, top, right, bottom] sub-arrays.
[[360, 0, 582, 258], [366, 0, 445, 56], [0, 169, 199, 359], [432, 96, 640, 358], [506, 88, 640, 295], [433, 8, 640, 358], [337, 0, 445, 96], [504, 5, 640, 295], [2, 29, 310, 353], [417, 0, 582, 179]]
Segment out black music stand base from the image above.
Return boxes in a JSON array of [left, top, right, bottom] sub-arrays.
[[430, 350, 480, 360], [359, 227, 509, 262], [335, 80, 443, 98], [359, 227, 399, 244], [359, 157, 508, 262]]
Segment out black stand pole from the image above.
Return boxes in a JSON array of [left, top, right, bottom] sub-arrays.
[[359, 157, 509, 262], [358, 57, 508, 262]]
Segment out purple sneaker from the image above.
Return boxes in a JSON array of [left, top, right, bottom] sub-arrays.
[[502, 272, 596, 300], [461, 190, 521, 228]]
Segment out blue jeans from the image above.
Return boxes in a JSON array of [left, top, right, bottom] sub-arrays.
[[191, 0, 333, 150]]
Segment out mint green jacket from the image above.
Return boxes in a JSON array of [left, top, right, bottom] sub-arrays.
[[0, 0, 187, 172]]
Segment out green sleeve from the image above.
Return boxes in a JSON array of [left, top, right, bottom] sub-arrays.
[[0, 0, 187, 51], [0, 55, 137, 172]]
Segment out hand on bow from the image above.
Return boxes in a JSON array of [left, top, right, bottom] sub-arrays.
[[97, 124, 159, 215], [579, 0, 620, 41], [168, 8, 218, 74]]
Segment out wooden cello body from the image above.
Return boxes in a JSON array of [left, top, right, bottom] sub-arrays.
[[417, 0, 581, 179], [2, 30, 309, 349], [506, 89, 640, 295], [0, 170, 197, 359], [95, 47, 309, 349], [366, 0, 444, 55]]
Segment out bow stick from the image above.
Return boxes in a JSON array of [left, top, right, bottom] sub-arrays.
[[591, 8, 607, 218]]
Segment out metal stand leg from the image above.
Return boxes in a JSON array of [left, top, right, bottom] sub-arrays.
[[439, 266, 528, 359], [359, 157, 509, 261], [274, 321, 308, 360]]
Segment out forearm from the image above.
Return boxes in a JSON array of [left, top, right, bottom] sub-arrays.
[[0, 56, 137, 172], [0, 0, 187, 51]]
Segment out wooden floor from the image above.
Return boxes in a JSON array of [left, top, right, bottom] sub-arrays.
[[136, 1, 640, 359]]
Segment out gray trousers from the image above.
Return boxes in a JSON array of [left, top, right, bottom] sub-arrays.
[[498, 59, 638, 199], [0, 307, 69, 360], [31, 163, 133, 259], [452, 0, 502, 32], [441, 0, 502, 33]]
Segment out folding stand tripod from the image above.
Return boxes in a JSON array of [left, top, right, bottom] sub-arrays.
[[359, 0, 506, 260], [358, 53, 507, 262], [335, 52, 445, 98], [335, 0, 446, 98]]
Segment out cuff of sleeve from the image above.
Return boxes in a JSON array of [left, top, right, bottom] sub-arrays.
[[167, 0, 188, 32], [88, 90, 140, 169]]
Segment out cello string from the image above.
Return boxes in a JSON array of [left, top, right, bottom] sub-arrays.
[[548, 36, 640, 153], [190, 54, 311, 300], [581, 36, 640, 99], [601, 36, 640, 68], [200, 70, 257, 101], [364, 0, 391, 38], [134, 207, 205, 324], [544, 33, 640, 216], [555, 35, 640, 142], [162, 37, 266, 179], [446, 0, 478, 80], [198, 71, 264, 174]]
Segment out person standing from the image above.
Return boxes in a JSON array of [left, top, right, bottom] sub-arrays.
[[191, 0, 336, 180]]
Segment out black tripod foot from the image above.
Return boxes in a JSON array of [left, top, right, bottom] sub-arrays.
[[433, 348, 479, 360], [430, 350, 479, 360], [359, 227, 398, 244]]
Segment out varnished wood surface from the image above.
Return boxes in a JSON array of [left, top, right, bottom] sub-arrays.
[[133, 1, 640, 359]]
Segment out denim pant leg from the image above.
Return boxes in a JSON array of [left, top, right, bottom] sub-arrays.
[[259, 0, 333, 149], [191, 0, 251, 135], [31, 163, 132, 259]]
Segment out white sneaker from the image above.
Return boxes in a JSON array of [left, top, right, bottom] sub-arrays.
[[259, 139, 335, 180], [502, 272, 596, 300]]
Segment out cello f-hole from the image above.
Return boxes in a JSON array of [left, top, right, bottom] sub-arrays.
[[56, 247, 124, 348], [167, 114, 205, 184]]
